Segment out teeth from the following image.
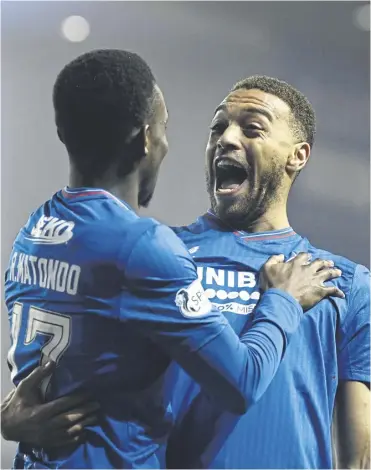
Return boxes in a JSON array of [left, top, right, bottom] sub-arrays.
[[216, 160, 242, 169]]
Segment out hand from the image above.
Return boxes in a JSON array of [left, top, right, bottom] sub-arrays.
[[259, 253, 345, 311], [1, 362, 100, 448]]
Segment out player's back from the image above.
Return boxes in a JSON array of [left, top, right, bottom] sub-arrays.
[[5, 187, 174, 468]]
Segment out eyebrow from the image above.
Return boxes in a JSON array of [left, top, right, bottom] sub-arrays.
[[213, 104, 275, 122]]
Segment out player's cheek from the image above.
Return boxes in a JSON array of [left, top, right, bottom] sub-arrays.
[[205, 139, 216, 167]]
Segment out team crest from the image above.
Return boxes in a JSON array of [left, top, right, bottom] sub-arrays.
[[175, 280, 212, 318]]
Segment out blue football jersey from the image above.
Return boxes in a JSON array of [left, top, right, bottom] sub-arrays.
[[166, 211, 371, 469], [5, 189, 304, 469]]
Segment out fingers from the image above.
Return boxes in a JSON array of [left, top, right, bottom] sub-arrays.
[[53, 434, 84, 448], [318, 285, 345, 299], [41, 411, 98, 449], [308, 259, 335, 272], [46, 401, 100, 429], [47, 410, 98, 438], [40, 393, 99, 418], [289, 252, 311, 264], [264, 254, 285, 267], [62, 402, 100, 426], [18, 361, 55, 394], [43, 433, 85, 450], [65, 414, 98, 437], [317, 267, 342, 283]]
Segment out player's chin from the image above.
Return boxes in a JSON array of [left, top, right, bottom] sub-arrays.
[[212, 193, 248, 225]]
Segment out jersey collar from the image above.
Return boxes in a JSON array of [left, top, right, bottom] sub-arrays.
[[61, 186, 134, 212], [204, 210, 297, 242]]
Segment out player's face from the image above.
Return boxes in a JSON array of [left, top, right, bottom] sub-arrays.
[[138, 86, 169, 208], [205, 88, 295, 229]]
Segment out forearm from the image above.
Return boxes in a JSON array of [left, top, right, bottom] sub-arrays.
[[172, 289, 302, 414], [335, 433, 370, 469], [228, 289, 302, 406], [334, 420, 370, 468], [333, 382, 370, 469]]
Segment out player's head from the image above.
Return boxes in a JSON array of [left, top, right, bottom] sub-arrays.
[[53, 49, 168, 207], [205, 75, 316, 229]]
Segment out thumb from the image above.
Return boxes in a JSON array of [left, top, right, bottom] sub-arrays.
[[264, 254, 285, 267], [18, 361, 55, 392]]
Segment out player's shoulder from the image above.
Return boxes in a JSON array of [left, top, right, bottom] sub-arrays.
[[309, 244, 357, 272], [171, 214, 216, 244], [129, 217, 191, 261], [172, 211, 215, 232], [21, 191, 136, 242], [308, 245, 370, 335], [18, 191, 161, 256], [123, 218, 196, 283], [307, 242, 369, 295]]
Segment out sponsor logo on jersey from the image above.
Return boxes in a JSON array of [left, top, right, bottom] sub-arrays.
[[197, 266, 260, 315], [175, 279, 212, 318], [189, 246, 200, 255], [26, 215, 75, 245]]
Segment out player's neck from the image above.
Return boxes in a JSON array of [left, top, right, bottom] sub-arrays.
[[236, 202, 290, 234], [244, 210, 290, 233], [239, 191, 292, 233], [69, 170, 140, 212]]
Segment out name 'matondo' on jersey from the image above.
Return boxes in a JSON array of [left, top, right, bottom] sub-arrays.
[[8, 251, 81, 295]]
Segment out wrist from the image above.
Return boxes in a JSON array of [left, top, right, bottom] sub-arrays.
[[262, 288, 302, 312]]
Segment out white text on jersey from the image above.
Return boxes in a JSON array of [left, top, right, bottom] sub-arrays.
[[196, 266, 260, 315], [197, 266, 257, 288], [25, 215, 75, 245], [8, 251, 81, 295]]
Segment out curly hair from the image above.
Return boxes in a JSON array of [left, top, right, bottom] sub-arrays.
[[53, 49, 156, 177]]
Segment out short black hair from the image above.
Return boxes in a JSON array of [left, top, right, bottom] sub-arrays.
[[53, 49, 156, 177], [231, 75, 316, 148]]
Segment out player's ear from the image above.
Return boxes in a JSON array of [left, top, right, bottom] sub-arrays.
[[126, 126, 147, 161], [144, 124, 151, 157], [286, 142, 310, 175]]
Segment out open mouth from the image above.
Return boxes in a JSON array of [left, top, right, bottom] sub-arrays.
[[214, 159, 248, 195]]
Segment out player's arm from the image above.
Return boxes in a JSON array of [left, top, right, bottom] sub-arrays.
[[123, 224, 344, 415], [333, 381, 370, 469], [332, 264, 371, 469]]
